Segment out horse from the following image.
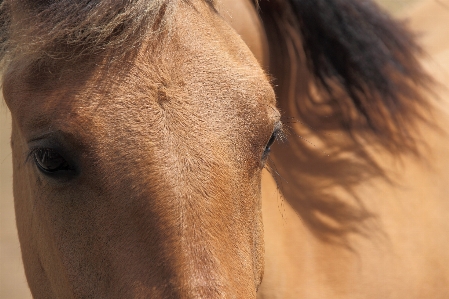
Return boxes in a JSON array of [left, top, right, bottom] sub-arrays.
[[1, 0, 448, 298]]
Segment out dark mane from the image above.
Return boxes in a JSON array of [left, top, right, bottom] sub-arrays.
[[258, 0, 434, 245], [260, 0, 432, 152]]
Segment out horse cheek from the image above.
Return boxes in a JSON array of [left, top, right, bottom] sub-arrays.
[[11, 123, 68, 298]]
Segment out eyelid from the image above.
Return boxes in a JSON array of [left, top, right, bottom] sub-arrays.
[[27, 130, 79, 160], [27, 129, 64, 143]]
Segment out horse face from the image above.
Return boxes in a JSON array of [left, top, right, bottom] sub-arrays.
[[3, 1, 278, 298]]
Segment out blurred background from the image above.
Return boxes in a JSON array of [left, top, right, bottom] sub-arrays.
[[0, 0, 444, 297], [378, 0, 422, 11]]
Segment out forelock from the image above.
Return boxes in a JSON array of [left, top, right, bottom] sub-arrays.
[[0, 0, 215, 73]]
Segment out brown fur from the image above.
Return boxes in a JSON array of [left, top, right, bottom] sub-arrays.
[[2, 1, 276, 297]]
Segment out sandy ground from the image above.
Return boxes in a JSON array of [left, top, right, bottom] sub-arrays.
[[0, 1, 444, 298]]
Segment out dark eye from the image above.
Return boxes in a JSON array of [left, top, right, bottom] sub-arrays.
[[266, 131, 277, 150], [33, 148, 73, 174], [262, 127, 280, 160]]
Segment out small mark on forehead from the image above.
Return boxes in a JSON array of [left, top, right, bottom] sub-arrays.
[[156, 83, 170, 106]]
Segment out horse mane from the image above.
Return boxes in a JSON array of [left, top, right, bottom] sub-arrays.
[[259, 0, 433, 152], [257, 0, 434, 245]]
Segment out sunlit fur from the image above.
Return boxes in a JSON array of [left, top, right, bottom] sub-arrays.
[[1, 0, 449, 298]]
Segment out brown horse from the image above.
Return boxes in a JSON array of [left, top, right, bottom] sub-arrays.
[[1, 0, 448, 298]]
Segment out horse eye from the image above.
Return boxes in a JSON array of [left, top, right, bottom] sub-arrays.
[[266, 131, 277, 149], [263, 128, 280, 159], [33, 148, 72, 174]]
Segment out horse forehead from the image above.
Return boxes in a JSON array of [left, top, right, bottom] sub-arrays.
[[4, 0, 274, 137]]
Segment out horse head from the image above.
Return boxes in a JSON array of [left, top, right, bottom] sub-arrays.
[[2, 0, 278, 297]]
